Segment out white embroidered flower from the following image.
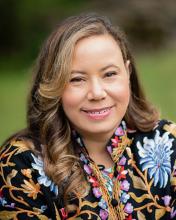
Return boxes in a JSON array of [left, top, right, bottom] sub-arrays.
[[137, 130, 174, 188], [31, 154, 58, 195]]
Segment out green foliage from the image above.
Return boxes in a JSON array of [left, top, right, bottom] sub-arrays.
[[0, 68, 29, 144], [0, 49, 176, 144], [0, 0, 87, 60], [137, 49, 176, 121]]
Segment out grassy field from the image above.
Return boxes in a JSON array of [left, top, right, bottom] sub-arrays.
[[0, 49, 176, 144]]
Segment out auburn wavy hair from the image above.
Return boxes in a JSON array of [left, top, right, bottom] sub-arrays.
[[8, 13, 159, 211]]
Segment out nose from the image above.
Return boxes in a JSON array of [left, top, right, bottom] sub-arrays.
[[87, 79, 107, 100]]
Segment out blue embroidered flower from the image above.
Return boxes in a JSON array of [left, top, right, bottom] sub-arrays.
[[80, 153, 88, 163], [40, 205, 47, 213], [120, 192, 130, 203], [98, 198, 108, 210], [137, 130, 174, 188], [31, 154, 58, 195], [0, 195, 7, 207]]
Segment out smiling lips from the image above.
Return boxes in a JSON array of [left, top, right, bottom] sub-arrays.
[[82, 106, 113, 120]]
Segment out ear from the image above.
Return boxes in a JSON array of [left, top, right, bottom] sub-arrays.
[[125, 60, 131, 77]]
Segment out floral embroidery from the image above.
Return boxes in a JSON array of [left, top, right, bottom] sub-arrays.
[[98, 198, 108, 210], [0, 142, 52, 219], [21, 169, 32, 178], [21, 179, 41, 199], [74, 121, 133, 219], [164, 123, 176, 137], [137, 130, 174, 188], [171, 207, 176, 219], [0, 120, 176, 219], [101, 167, 114, 197], [171, 159, 176, 191], [92, 187, 102, 198], [124, 202, 133, 214], [116, 151, 133, 217], [121, 180, 130, 191], [31, 154, 58, 195], [162, 195, 171, 206], [120, 192, 130, 203], [0, 190, 7, 207], [99, 209, 109, 220]]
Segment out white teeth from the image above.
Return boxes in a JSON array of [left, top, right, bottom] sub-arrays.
[[88, 109, 109, 114]]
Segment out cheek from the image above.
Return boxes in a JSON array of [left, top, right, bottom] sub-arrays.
[[62, 93, 77, 121], [109, 81, 130, 101], [62, 90, 82, 110]]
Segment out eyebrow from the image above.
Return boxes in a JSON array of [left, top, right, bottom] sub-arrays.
[[100, 64, 120, 72], [71, 64, 120, 74]]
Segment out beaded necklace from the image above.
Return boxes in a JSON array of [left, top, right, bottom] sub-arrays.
[[72, 121, 132, 220]]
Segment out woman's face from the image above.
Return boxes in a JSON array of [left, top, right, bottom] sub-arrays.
[[62, 34, 130, 138]]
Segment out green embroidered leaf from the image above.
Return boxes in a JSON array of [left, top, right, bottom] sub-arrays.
[[155, 209, 166, 220], [81, 200, 98, 209], [163, 123, 176, 137], [137, 210, 146, 220], [129, 170, 147, 191], [171, 177, 176, 186], [126, 147, 133, 159], [129, 192, 151, 203], [37, 215, 50, 220], [6, 169, 18, 185], [11, 140, 30, 155], [8, 162, 16, 167], [54, 203, 62, 220], [0, 211, 17, 220], [14, 143, 29, 154]]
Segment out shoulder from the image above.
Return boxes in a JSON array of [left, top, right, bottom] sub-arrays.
[[0, 138, 59, 218], [156, 119, 176, 137], [126, 120, 176, 218], [0, 137, 39, 168], [0, 137, 58, 193], [132, 119, 176, 185], [151, 119, 176, 154], [133, 119, 176, 157], [131, 119, 176, 142], [0, 138, 42, 191]]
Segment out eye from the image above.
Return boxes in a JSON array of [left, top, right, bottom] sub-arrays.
[[104, 71, 117, 77], [70, 77, 84, 83]]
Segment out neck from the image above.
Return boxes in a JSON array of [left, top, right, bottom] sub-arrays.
[[82, 130, 113, 153], [84, 137, 106, 154], [81, 132, 114, 168]]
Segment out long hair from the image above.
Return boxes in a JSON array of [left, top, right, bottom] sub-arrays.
[[12, 13, 159, 211]]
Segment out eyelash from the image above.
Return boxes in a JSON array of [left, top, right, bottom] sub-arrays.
[[70, 77, 84, 82], [104, 71, 117, 77], [70, 72, 117, 83]]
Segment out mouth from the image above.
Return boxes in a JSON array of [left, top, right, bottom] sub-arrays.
[[82, 106, 112, 114], [81, 106, 114, 119]]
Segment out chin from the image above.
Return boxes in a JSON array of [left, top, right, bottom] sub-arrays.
[[79, 122, 119, 136]]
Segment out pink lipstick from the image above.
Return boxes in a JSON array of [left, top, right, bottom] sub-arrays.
[[82, 106, 113, 120]]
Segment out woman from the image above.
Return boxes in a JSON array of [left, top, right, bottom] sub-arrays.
[[0, 13, 176, 220]]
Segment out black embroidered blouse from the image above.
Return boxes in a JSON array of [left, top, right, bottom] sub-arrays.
[[0, 119, 176, 219]]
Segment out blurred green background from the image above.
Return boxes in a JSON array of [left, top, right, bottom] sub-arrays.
[[0, 0, 176, 144]]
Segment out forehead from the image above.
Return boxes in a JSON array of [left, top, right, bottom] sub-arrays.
[[74, 34, 120, 53], [72, 34, 124, 69]]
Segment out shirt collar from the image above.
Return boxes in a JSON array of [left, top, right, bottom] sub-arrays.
[[72, 120, 132, 164]]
